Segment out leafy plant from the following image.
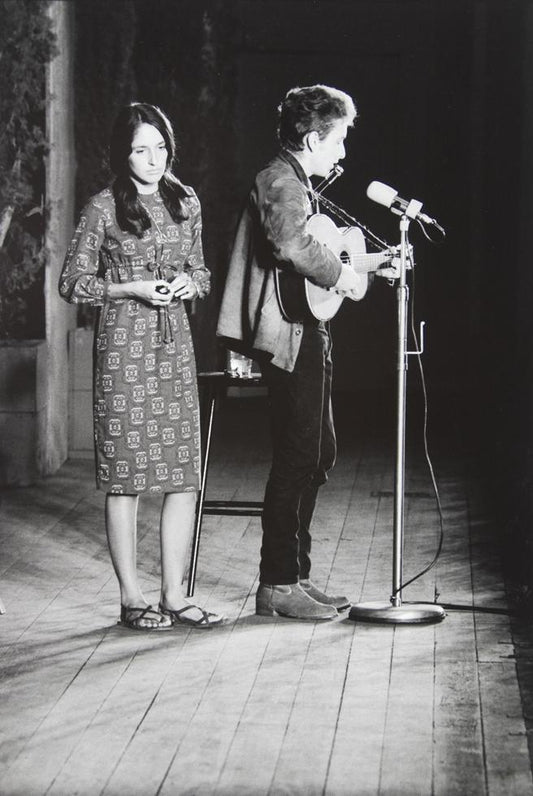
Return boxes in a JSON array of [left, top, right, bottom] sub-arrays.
[[0, 0, 56, 338]]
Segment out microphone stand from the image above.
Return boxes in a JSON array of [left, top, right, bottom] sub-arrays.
[[348, 211, 445, 624]]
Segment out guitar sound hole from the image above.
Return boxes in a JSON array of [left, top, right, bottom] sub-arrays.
[[339, 250, 350, 265]]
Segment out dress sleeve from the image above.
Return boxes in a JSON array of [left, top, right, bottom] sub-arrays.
[[58, 197, 108, 305], [183, 192, 211, 299], [258, 174, 342, 289]]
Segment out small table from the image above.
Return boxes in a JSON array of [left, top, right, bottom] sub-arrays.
[[187, 371, 265, 596]]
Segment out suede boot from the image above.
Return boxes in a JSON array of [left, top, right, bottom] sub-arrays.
[[299, 579, 351, 611], [256, 582, 337, 620]]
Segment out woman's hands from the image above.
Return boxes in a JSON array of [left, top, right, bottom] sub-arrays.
[[107, 276, 198, 306], [131, 281, 175, 306], [168, 273, 198, 301]]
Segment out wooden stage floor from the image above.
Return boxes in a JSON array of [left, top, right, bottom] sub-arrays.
[[1, 394, 532, 795]]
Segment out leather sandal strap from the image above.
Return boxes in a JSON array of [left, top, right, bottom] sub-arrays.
[[172, 605, 209, 623], [123, 604, 162, 623]]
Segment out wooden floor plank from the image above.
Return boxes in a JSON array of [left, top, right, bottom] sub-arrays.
[[52, 630, 228, 796], [1, 398, 532, 795], [478, 658, 531, 796], [379, 631, 437, 795], [325, 625, 394, 794]]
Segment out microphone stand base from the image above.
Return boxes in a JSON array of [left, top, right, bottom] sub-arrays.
[[348, 601, 446, 625]]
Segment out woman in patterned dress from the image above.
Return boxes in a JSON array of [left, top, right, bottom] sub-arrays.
[[60, 103, 223, 630]]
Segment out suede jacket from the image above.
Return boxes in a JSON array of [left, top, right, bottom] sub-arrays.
[[216, 150, 342, 372]]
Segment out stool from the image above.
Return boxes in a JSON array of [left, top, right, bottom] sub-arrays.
[[187, 371, 265, 596]]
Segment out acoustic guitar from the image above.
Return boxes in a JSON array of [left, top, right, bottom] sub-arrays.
[[275, 213, 390, 323]]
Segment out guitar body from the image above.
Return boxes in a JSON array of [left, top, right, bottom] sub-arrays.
[[275, 213, 376, 323]]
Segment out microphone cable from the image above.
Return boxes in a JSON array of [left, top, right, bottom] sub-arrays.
[[390, 240, 445, 598], [389, 233, 517, 618]]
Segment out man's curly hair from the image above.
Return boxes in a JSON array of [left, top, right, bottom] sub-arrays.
[[277, 84, 357, 151]]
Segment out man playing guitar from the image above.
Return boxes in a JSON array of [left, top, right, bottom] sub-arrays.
[[217, 85, 394, 619]]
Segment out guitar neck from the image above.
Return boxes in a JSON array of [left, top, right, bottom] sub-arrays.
[[349, 252, 389, 274]]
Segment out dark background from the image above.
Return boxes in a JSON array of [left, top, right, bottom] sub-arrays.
[[71, 0, 533, 598]]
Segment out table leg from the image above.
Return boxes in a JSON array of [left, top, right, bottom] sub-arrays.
[[187, 385, 217, 597]]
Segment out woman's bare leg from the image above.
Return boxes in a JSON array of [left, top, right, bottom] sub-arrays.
[[159, 491, 196, 607], [159, 491, 224, 624], [106, 494, 162, 628]]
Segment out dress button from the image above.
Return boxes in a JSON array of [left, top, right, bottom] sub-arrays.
[[295, 328, 302, 336]]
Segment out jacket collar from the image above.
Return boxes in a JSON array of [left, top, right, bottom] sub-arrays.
[[279, 149, 311, 188]]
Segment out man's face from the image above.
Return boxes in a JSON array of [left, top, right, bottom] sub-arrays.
[[309, 118, 348, 178]]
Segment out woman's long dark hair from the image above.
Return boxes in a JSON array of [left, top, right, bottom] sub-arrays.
[[110, 103, 190, 236]]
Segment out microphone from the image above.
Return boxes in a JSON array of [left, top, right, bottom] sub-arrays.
[[367, 180, 442, 230]]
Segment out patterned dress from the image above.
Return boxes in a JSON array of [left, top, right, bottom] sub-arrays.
[[59, 186, 210, 494]]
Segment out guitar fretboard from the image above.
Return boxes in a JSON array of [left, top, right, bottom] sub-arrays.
[[345, 251, 389, 273]]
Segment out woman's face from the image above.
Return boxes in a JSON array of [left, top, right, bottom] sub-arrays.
[[128, 123, 168, 193]]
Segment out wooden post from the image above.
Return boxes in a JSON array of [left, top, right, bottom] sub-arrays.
[[44, 0, 77, 474]]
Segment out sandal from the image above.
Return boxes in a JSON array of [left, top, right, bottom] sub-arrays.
[[119, 604, 173, 631], [159, 602, 225, 629]]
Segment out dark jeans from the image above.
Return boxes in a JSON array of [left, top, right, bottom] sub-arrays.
[[259, 323, 336, 584]]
